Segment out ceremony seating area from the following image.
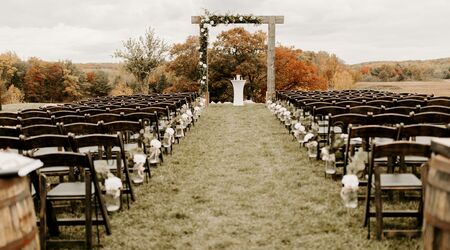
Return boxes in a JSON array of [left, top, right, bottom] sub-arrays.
[[271, 89, 450, 240], [0, 92, 206, 249]]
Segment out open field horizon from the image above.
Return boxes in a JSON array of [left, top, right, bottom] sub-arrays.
[[354, 80, 450, 96]]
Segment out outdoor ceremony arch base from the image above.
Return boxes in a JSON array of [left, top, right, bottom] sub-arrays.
[[191, 14, 284, 102]]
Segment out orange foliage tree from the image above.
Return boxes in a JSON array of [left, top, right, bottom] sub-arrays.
[[24, 58, 84, 102], [275, 46, 327, 91], [164, 36, 200, 93]]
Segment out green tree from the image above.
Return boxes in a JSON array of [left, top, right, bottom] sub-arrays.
[[85, 70, 111, 97], [114, 28, 168, 93]]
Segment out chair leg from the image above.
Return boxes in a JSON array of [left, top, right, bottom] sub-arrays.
[[85, 173, 92, 249], [145, 160, 152, 182], [363, 174, 373, 227], [374, 168, 383, 240], [94, 195, 100, 246], [93, 183, 111, 235], [39, 174, 47, 250], [46, 201, 59, 236]]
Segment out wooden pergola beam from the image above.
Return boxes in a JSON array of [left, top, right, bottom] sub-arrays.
[[191, 16, 284, 24]]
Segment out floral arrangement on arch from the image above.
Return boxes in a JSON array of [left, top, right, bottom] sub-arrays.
[[197, 10, 261, 92]]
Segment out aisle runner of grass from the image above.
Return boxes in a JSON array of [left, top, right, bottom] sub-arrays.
[[103, 104, 420, 249]]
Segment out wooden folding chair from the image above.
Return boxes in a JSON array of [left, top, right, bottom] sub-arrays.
[[70, 133, 135, 205], [85, 113, 123, 124], [102, 120, 153, 180], [20, 124, 60, 137], [344, 124, 399, 176], [36, 152, 111, 249], [19, 117, 54, 127], [364, 142, 431, 240]]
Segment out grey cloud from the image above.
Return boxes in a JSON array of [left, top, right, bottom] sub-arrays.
[[0, 0, 449, 64]]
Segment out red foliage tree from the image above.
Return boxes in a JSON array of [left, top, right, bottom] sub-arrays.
[[275, 46, 327, 91]]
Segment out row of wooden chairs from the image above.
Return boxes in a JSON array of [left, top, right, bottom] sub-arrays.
[[302, 98, 450, 111], [277, 89, 448, 101], [0, 111, 159, 130], [311, 112, 450, 160], [1, 131, 138, 249], [1, 105, 170, 119], [80, 92, 196, 104], [313, 105, 450, 118], [343, 123, 450, 174], [327, 112, 450, 141]]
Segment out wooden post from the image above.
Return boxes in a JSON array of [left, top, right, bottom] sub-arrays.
[[266, 16, 276, 101]]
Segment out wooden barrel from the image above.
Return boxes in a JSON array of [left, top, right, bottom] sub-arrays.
[[0, 177, 39, 250], [424, 138, 450, 249]]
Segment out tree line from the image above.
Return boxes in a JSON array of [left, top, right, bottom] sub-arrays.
[[354, 58, 450, 82]]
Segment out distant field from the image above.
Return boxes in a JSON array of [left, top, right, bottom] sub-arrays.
[[354, 80, 450, 96], [1, 103, 55, 112]]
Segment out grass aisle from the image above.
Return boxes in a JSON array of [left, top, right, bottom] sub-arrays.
[[103, 104, 420, 249]]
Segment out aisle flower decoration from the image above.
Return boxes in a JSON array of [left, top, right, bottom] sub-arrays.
[[132, 153, 147, 184], [283, 110, 291, 125], [340, 174, 359, 208], [104, 172, 122, 211], [181, 113, 190, 129], [292, 122, 306, 143], [140, 126, 155, 148], [320, 134, 346, 175], [302, 131, 317, 158], [193, 107, 202, 121], [149, 139, 162, 164], [346, 147, 369, 175], [339, 147, 369, 208], [163, 127, 175, 148]]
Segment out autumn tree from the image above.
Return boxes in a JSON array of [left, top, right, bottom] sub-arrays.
[[275, 46, 327, 91], [168, 36, 200, 82], [209, 28, 266, 102], [85, 70, 111, 97], [147, 65, 173, 93], [0, 52, 21, 109], [2, 85, 24, 104], [114, 28, 168, 93], [24, 58, 83, 102], [111, 76, 133, 96], [24, 58, 46, 102], [165, 36, 200, 93]]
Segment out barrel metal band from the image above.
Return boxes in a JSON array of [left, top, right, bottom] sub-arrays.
[[425, 212, 450, 232], [0, 227, 37, 250], [0, 189, 29, 209]]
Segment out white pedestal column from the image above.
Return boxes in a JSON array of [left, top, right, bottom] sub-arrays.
[[230, 79, 246, 106]]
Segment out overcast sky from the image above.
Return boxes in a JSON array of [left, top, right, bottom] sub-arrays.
[[0, 0, 448, 64]]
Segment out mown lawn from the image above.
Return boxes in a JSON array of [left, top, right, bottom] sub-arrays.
[[98, 104, 420, 249]]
